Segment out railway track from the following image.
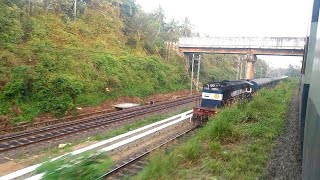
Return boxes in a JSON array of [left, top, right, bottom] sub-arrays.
[[0, 96, 198, 134], [100, 128, 196, 180], [0, 108, 116, 134], [0, 96, 198, 152]]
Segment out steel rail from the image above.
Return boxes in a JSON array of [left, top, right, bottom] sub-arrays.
[[0, 96, 196, 136], [99, 127, 195, 179], [0, 97, 194, 142], [0, 96, 198, 152]]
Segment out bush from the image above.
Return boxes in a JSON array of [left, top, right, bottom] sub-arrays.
[[37, 152, 113, 180], [0, 3, 24, 44], [176, 139, 202, 160], [3, 65, 36, 101], [201, 118, 234, 141]]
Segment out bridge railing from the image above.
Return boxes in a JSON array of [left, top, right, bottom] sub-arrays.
[[179, 37, 306, 50]]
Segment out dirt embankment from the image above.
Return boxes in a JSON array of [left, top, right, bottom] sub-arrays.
[[32, 89, 197, 123]]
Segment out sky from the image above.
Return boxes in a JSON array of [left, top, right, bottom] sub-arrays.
[[135, 0, 314, 68]]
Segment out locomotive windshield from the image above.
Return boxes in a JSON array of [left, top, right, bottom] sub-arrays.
[[203, 83, 222, 90]]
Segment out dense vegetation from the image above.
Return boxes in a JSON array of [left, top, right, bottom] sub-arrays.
[[137, 80, 294, 179], [199, 55, 270, 83], [254, 59, 269, 78], [0, 0, 195, 123], [200, 54, 239, 83], [0, 0, 271, 124]]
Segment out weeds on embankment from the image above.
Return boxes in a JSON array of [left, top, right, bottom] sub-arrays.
[[136, 80, 295, 179], [0, 1, 193, 123]]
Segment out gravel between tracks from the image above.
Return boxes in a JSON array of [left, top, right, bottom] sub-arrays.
[[262, 87, 302, 179]]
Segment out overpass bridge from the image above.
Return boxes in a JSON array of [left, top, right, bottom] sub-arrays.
[[179, 37, 307, 79]]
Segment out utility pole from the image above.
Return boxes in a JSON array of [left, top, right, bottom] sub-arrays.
[[266, 62, 269, 77], [236, 56, 241, 79], [196, 55, 201, 91], [28, 0, 32, 15], [260, 67, 263, 78], [190, 54, 195, 95], [239, 56, 243, 79], [73, 0, 77, 20]]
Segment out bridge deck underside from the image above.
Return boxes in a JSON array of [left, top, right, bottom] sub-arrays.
[[179, 47, 304, 56]]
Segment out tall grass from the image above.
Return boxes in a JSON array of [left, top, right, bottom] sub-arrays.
[[136, 80, 295, 179], [36, 152, 112, 180]]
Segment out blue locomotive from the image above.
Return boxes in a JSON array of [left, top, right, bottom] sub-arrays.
[[192, 76, 288, 124]]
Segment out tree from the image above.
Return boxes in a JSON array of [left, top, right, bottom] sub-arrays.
[[152, 5, 165, 25], [180, 17, 194, 37], [0, 2, 24, 43], [254, 59, 269, 78], [120, 0, 137, 18], [165, 19, 180, 41], [150, 5, 165, 40], [125, 10, 149, 41], [286, 64, 301, 77]]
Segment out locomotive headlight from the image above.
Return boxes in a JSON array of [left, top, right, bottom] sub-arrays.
[[202, 92, 223, 101]]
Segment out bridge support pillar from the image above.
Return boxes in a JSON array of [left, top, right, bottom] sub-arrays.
[[245, 54, 257, 80], [184, 54, 190, 71]]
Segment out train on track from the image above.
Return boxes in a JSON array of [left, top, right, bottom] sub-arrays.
[[192, 76, 288, 125]]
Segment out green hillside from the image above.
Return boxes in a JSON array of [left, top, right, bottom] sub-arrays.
[[0, 0, 240, 124], [0, 0, 191, 123]]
